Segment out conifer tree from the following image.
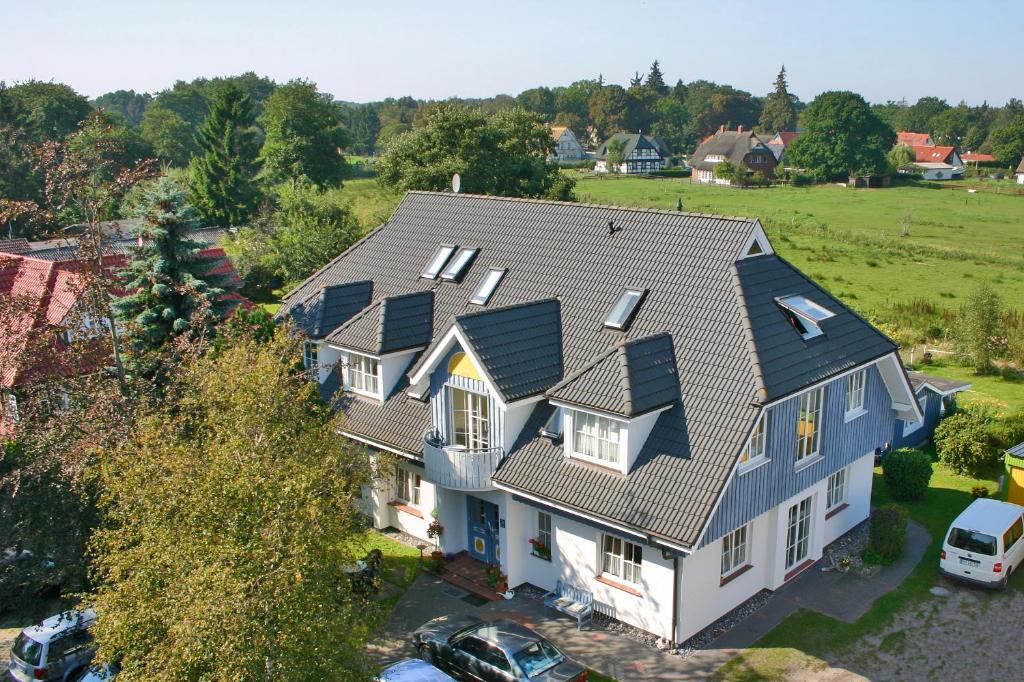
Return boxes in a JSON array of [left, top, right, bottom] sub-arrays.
[[645, 60, 668, 95], [114, 176, 238, 351], [759, 65, 798, 133], [189, 83, 260, 226]]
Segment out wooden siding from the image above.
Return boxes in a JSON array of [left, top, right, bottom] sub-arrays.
[[699, 365, 893, 547], [892, 387, 944, 449], [429, 345, 505, 449]]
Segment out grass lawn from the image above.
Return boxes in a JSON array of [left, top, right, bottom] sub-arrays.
[[906, 359, 1024, 414], [715, 459, 1000, 681], [573, 174, 1024, 326]]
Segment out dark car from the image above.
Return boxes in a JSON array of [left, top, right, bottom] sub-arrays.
[[413, 615, 588, 682]]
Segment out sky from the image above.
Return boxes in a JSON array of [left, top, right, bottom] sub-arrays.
[[3, 0, 1022, 105]]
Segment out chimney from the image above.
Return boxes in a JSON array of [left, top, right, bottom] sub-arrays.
[[737, 125, 744, 133]]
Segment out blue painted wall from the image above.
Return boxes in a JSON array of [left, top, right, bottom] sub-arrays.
[[429, 344, 505, 450], [892, 387, 945, 449], [699, 365, 894, 548]]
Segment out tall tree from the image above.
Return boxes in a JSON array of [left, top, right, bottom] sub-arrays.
[[896, 96, 950, 133], [759, 65, 798, 133], [92, 90, 152, 127], [986, 114, 1024, 167], [645, 61, 668, 95], [259, 80, 350, 186], [7, 80, 91, 145], [140, 105, 195, 166], [87, 328, 380, 680], [190, 83, 261, 226], [588, 85, 631, 139], [952, 282, 1002, 374], [516, 87, 557, 120], [785, 91, 895, 180], [113, 177, 237, 352]]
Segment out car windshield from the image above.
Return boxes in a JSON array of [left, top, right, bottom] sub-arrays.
[[948, 528, 998, 555], [513, 638, 564, 677], [12, 632, 43, 666]]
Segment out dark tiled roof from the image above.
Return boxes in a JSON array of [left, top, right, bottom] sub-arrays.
[[284, 281, 373, 339], [595, 133, 670, 160], [690, 130, 773, 171], [326, 290, 434, 355], [547, 333, 680, 417], [907, 371, 971, 395], [455, 299, 563, 401], [284, 191, 894, 547], [732, 256, 897, 402]]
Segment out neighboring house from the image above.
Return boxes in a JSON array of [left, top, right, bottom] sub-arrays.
[[548, 125, 585, 162], [594, 133, 670, 174], [1003, 442, 1024, 505], [765, 131, 800, 164], [0, 228, 248, 427], [912, 145, 965, 178], [690, 127, 777, 185], [1017, 158, 1024, 185], [891, 371, 971, 449], [279, 191, 921, 646], [897, 131, 934, 147], [961, 152, 996, 167]]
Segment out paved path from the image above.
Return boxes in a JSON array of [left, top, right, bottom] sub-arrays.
[[368, 520, 930, 680]]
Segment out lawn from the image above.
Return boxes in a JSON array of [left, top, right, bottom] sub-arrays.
[[715, 458, 1001, 681], [907, 359, 1024, 414], [573, 173, 1024, 326]]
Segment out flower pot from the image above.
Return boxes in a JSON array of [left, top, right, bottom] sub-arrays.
[[431, 550, 443, 561]]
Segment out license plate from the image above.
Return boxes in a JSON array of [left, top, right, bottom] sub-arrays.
[[959, 557, 980, 567]]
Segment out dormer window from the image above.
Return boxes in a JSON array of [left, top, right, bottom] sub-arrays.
[[346, 351, 380, 398], [604, 288, 646, 331], [776, 294, 834, 340], [422, 245, 457, 280], [572, 410, 622, 466], [739, 412, 767, 472], [440, 248, 478, 281]]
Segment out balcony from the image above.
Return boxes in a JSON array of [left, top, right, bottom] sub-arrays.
[[423, 431, 505, 491]]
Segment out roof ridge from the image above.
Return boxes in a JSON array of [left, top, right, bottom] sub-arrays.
[[403, 191, 759, 224], [546, 344, 619, 396], [616, 343, 633, 416], [455, 296, 559, 323], [326, 296, 382, 338]]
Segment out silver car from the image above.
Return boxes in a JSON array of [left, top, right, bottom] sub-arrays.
[[7, 609, 96, 682]]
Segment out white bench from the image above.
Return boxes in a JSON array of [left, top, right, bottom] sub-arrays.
[[542, 580, 593, 630]]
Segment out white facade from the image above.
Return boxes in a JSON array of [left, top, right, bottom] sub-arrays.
[[1017, 172, 1024, 185], [550, 128, 585, 162]]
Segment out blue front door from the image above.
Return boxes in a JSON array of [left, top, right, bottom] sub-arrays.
[[467, 496, 499, 564]]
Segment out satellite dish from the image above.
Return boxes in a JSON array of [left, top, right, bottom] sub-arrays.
[[451, 173, 461, 193]]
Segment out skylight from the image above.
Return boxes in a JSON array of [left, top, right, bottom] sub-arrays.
[[776, 295, 835, 340], [604, 288, 646, 330], [439, 248, 478, 281], [422, 245, 457, 279], [470, 268, 505, 305]]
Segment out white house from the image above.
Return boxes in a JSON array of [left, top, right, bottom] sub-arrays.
[[279, 192, 921, 646], [1017, 158, 1024, 184], [912, 145, 964, 178], [548, 125, 585, 162], [594, 133, 670, 174]]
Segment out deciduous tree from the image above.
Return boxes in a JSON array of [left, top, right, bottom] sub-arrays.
[[952, 282, 1002, 374], [259, 80, 350, 186], [985, 114, 1024, 167], [588, 85, 631, 139]]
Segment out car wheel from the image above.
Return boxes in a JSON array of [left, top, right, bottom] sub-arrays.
[[419, 644, 437, 665]]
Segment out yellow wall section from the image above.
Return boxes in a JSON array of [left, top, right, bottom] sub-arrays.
[[449, 352, 482, 381], [1009, 467, 1024, 506]]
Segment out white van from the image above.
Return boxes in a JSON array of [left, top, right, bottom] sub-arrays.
[[940, 498, 1024, 589]]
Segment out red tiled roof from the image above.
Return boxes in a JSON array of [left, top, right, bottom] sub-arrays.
[[961, 152, 995, 162], [913, 145, 955, 163], [898, 132, 932, 146], [774, 131, 799, 145]]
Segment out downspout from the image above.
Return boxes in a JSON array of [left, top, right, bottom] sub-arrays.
[[671, 554, 680, 645]]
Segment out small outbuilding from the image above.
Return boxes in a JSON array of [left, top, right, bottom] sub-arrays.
[[1016, 158, 1024, 185], [1004, 443, 1024, 505], [892, 370, 971, 449]]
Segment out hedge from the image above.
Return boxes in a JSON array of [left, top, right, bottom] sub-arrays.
[[882, 448, 933, 501]]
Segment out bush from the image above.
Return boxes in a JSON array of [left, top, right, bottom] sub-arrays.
[[988, 409, 1024, 450], [792, 173, 815, 187], [882, 448, 933, 501], [868, 505, 908, 562], [971, 485, 991, 498], [935, 410, 999, 477]]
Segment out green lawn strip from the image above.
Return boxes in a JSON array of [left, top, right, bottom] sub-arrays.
[[585, 670, 620, 682], [716, 462, 998, 680], [907, 360, 1024, 413], [348, 529, 422, 589]]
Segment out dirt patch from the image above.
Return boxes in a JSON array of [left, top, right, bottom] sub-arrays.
[[828, 580, 1024, 681], [0, 627, 19, 657]]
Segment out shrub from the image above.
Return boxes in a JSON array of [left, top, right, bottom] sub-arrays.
[[935, 410, 999, 477], [987, 409, 1024, 451], [868, 505, 908, 562], [971, 485, 991, 498], [882, 448, 933, 501]]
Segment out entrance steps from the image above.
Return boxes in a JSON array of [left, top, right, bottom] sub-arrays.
[[441, 551, 504, 602]]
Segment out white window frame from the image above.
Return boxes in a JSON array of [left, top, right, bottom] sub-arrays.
[[303, 341, 319, 371], [571, 409, 623, 467], [795, 387, 824, 465], [395, 467, 421, 506], [844, 369, 867, 421], [721, 524, 749, 578], [2, 391, 19, 423], [601, 534, 642, 586], [826, 467, 847, 511], [535, 511, 552, 556], [739, 412, 768, 472], [449, 386, 490, 450], [903, 394, 928, 436], [785, 496, 813, 569], [346, 351, 380, 398]]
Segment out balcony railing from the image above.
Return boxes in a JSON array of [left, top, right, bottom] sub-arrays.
[[423, 431, 505, 491]]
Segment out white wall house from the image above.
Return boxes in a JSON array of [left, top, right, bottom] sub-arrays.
[[594, 133, 668, 174], [278, 193, 920, 647], [549, 126, 585, 162]]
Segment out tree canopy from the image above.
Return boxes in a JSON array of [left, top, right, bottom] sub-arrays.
[[785, 91, 895, 179], [377, 103, 575, 200], [758, 65, 798, 133]]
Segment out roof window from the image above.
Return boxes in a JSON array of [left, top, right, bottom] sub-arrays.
[[422, 245, 457, 280], [439, 248, 478, 282], [470, 268, 505, 305], [604, 288, 646, 330], [776, 295, 835, 340]]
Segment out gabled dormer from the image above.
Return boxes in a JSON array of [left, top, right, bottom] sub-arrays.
[[325, 290, 434, 400], [281, 280, 374, 340], [545, 333, 680, 475]]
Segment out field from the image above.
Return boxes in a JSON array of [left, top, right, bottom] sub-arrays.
[[572, 173, 1024, 325]]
